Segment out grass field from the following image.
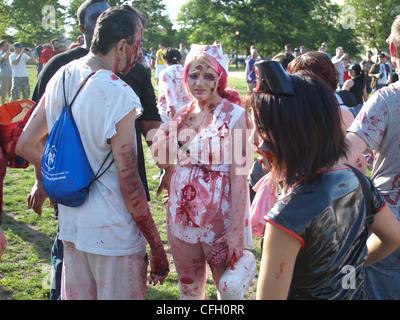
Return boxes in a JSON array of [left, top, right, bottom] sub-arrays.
[[0, 63, 263, 300]]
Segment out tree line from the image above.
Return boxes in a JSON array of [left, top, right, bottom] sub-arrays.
[[0, 0, 398, 60]]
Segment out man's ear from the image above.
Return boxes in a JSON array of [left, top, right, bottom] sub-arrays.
[[116, 39, 128, 57]]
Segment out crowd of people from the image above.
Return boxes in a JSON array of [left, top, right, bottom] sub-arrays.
[[0, 38, 68, 105], [0, 0, 400, 301]]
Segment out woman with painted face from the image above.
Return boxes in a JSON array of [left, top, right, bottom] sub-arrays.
[[152, 43, 254, 300], [254, 61, 400, 300]]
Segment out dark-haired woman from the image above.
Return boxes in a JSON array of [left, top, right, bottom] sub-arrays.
[[287, 52, 367, 174], [342, 63, 369, 117], [157, 47, 190, 122], [253, 62, 400, 300]]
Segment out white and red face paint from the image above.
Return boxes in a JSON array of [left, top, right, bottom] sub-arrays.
[[187, 60, 221, 102]]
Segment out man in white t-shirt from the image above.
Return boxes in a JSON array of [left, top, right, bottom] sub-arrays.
[[342, 15, 400, 300], [9, 42, 35, 101], [0, 40, 13, 104], [16, 5, 169, 300], [332, 46, 346, 88]]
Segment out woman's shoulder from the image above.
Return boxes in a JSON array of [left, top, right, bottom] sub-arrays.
[[270, 167, 357, 220], [342, 78, 354, 91], [216, 99, 247, 130]]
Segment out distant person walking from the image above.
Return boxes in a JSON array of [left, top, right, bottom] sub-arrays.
[[155, 43, 166, 87], [246, 46, 259, 92]]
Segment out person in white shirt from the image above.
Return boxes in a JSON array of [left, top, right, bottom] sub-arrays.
[[9, 42, 35, 101], [16, 5, 169, 300], [157, 47, 189, 122], [331, 46, 346, 88], [0, 40, 13, 104]]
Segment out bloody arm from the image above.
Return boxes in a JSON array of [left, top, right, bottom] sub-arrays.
[[112, 110, 169, 285]]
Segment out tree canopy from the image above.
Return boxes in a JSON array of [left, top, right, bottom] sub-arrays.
[[344, 0, 400, 54], [0, 0, 398, 60]]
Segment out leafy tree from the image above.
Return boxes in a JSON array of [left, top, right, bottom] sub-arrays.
[[131, 0, 175, 51], [344, 0, 400, 54], [304, 2, 360, 58], [176, 0, 229, 45], [176, 0, 359, 59], [66, 0, 133, 44], [0, 0, 66, 47], [67, 0, 175, 52], [66, 0, 128, 43]]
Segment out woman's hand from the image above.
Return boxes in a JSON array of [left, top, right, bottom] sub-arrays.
[[215, 227, 244, 268]]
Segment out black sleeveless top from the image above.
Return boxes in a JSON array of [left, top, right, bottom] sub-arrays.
[[350, 78, 365, 105], [266, 166, 386, 300]]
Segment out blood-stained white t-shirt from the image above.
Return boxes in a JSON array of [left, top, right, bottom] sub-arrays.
[[348, 80, 400, 221], [157, 64, 190, 121], [43, 57, 146, 256]]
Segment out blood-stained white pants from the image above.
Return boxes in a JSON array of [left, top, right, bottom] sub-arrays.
[[61, 241, 148, 300]]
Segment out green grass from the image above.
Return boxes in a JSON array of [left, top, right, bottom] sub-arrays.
[[0, 64, 262, 300]]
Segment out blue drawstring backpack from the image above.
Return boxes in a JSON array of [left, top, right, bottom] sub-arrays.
[[41, 69, 113, 207]]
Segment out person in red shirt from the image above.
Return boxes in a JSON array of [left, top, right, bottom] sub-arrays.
[[69, 35, 84, 50], [40, 38, 65, 67]]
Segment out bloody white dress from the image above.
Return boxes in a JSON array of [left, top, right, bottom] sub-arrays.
[[167, 98, 253, 248], [157, 64, 190, 122]]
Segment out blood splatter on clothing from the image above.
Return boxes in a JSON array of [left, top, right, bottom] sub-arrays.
[[157, 64, 189, 122], [167, 99, 252, 246], [348, 81, 400, 220]]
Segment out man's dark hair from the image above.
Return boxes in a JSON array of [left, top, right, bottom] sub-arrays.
[[77, 0, 107, 25], [91, 5, 144, 55]]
